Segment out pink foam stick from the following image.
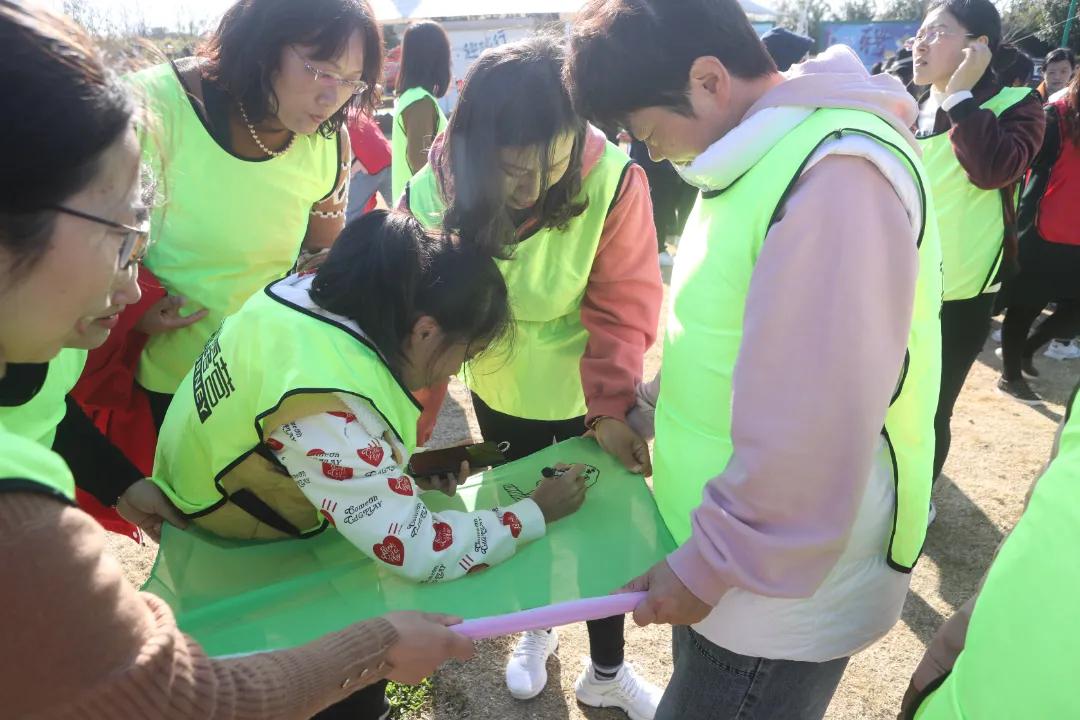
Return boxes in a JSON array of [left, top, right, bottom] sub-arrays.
[[453, 592, 647, 640]]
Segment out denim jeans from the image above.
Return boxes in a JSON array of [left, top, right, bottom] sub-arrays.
[[655, 626, 850, 720]]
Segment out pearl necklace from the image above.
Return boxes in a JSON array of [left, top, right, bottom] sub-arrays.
[[237, 102, 296, 158]]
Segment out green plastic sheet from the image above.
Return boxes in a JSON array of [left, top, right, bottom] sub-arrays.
[[143, 438, 676, 657]]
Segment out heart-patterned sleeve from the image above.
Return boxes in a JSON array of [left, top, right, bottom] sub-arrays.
[[268, 393, 547, 583]]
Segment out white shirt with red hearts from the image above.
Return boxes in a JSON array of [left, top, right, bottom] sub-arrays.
[[268, 392, 546, 583]]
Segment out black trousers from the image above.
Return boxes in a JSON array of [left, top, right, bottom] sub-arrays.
[[311, 680, 389, 720], [1001, 300, 1080, 379], [934, 293, 996, 479], [471, 392, 626, 668]]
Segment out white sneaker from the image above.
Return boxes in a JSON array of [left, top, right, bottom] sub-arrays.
[[505, 629, 559, 700], [575, 661, 664, 720], [991, 327, 1002, 343], [1044, 340, 1080, 360], [658, 251, 674, 268]]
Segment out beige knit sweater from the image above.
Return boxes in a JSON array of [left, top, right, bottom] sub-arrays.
[[1, 491, 398, 719]]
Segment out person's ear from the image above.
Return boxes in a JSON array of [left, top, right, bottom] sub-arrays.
[[411, 315, 439, 346], [689, 56, 731, 100]]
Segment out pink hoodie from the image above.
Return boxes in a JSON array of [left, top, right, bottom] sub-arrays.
[[412, 126, 662, 430], [650, 47, 926, 613]]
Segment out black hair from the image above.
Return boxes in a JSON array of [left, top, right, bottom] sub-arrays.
[[993, 46, 1034, 87], [398, 20, 452, 99], [310, 210, 511, 373], [565, 0, 777, 130], [440, 35, 588, 259], [200, 0, 383, 139], [0, 0, 137, 272], [1045, 47, 1077, 70], [929, 0, 1001, 51]]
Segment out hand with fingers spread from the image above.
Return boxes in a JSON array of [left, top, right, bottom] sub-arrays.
[[383, 611, 476, 684], [620, 559, 712, 627], [589, 416, 652, 476], [115, 478, 189, 542], [134, 294, 210, 335], [414, 460, 470, 497], [530, 463, 589, 523]]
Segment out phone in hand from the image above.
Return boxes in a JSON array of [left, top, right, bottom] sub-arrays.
[[407, 441, 509, 478]]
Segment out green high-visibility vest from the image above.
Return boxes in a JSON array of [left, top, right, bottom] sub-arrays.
[[918, 87, 1033, 301], [0, 418, 76, 505], [913, 385, 1080, 718], [153, 275, 422, 536], [391, 86, 447, 203], [653, 108, 943, 571], [407, 141, 631, 421], [0, 348, 87, 448], [128, 63, 340, 394]]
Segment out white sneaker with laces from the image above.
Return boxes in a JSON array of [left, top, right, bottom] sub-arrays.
[[575, 661, 664, 720], [505, 629, 559, 700], [1044, 340, 1080, 360], [658, 251, 674, 268]]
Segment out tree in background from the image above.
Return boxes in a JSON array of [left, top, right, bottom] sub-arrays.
[[1004, 0, 1079, 50], [837, 0, 877, 22]]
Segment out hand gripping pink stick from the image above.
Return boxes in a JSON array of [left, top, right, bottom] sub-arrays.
[[453, 592, 647, 640]]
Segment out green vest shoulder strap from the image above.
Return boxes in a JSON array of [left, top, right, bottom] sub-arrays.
[[153, 275, 422, 533], [0, 348, 87, 448], [654, 108, 941, 572], [408, 138, 633, 420], [0, 420, 76, 504], [914, 383, 1080, 719]]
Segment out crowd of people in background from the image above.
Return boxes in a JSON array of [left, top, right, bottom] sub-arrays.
[[3, 0, 1080, 718]]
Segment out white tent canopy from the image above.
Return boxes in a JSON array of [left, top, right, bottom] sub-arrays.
[[371, 0, 776, 22]]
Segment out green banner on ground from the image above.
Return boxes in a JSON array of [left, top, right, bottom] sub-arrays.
[[143, 438, 676, 657]]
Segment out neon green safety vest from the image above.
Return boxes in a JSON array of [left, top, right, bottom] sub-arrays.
[[653, 108, 943, 571], [914, 385, 1080, 718], [0, 418, 76, 505], [128, 63, 340, 395], [408, 141, 631, 421], [0, 348, 87, 448], [153, 275, 422, 536], [391, 86, 448, 203], [919, 87, 1032, 301]]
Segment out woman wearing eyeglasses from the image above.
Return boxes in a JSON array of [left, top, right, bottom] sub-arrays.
[[1, 3, 474, 717], [128, 0, 381, 430], [911, 0, 1045, 479]]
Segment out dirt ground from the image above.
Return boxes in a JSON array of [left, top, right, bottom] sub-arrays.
[[108, 283, 1075, 720]]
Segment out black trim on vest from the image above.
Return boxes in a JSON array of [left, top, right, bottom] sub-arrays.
[[0, 478, 77, 506], [901, 670, 951, 720], [605, 161, 635, 217], [891, 351, 911, 406], [263, 282, 423, 414], [881, 427, 914, 574], [315, 130, 348, 204], [229, 488, 302, 537]]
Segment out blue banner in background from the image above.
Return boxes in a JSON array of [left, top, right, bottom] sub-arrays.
[[820, 21, 919, 68]]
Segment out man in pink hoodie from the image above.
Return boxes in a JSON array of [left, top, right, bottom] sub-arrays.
[[567, 0, 943, 718]]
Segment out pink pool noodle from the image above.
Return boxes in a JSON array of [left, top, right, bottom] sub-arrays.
[[454, 592, 647, 640]]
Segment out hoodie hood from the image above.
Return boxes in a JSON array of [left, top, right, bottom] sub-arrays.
[[678, 45, 920, 192]]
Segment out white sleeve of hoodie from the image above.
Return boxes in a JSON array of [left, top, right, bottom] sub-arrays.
[[267, 393, 546, 583]]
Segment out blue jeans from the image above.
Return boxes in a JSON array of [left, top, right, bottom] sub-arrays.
[[655, 626, 850, 720]]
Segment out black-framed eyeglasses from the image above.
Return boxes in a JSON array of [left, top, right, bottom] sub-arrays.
[[50, 205, 151, 270], [291, 45, 369, 96]]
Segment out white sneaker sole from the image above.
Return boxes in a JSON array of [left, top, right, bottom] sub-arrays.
[[575, 684, 652, 720]]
